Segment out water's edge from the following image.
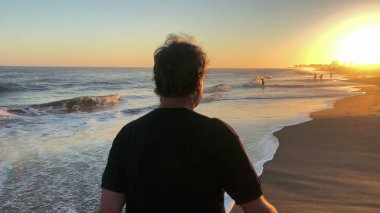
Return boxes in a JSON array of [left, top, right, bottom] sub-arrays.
[[226, 86, 363, 212]]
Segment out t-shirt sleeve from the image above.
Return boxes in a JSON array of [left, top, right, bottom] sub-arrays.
[[215, 119, 263, 205], [101, 126, 128, 193]]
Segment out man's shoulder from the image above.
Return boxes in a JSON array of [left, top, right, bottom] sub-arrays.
[[190, 112, 239, 137], [211, 118, 239, 136], [132, 108, 213, 123], [118, 108, 237, 136], [121, 109, 159, 129]]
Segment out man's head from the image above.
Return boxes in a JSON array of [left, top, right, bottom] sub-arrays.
[[153, 34, 208, 105]]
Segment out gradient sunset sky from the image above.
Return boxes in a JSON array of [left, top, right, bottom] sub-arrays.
[[1, 0, 379, 68]]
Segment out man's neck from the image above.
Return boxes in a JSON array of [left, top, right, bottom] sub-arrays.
[[159, 96, 195, 110]]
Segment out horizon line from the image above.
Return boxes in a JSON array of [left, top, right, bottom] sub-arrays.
[[0, 65, 289, 69]]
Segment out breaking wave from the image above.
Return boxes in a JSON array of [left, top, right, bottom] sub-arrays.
[[255, 75, 272, 80], [249, 75, 272, 86], [204, 83, 231, 93], [37, 94, 121, 110], [202, 93, 224, 103], [8, 94, 121, 115]]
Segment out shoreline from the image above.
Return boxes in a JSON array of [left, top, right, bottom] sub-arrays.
[[232, 75, 380, 212]]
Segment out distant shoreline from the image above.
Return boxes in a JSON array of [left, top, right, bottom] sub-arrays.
[[0, 65, 288, 70], [0, 65, 152, 69]]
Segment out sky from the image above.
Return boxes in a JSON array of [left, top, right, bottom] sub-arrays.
[[1, 0, 380, 68]]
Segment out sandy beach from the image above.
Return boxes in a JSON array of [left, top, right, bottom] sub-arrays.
[[233, 75, 380, 213]]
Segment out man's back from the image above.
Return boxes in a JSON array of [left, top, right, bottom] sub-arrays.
[[102, 108, 262, 212], [100, 34, 276, 213]]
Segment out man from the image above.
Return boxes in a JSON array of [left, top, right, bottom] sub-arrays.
[[100, 34, 277, 213]]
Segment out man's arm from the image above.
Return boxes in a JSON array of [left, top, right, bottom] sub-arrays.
[[99, 188, 126, 213], [240, 195, 277, 213]]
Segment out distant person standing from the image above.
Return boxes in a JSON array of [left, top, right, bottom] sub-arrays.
[[319, 74, 323, 80], [261, 77, 265, 87], [314, 73, 317, 80], [99, 34, 277, 213]]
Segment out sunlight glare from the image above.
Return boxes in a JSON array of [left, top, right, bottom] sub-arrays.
[[337, 25, 380, 65]]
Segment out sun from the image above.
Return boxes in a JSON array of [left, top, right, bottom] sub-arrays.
[[336, 25, 380, 65]]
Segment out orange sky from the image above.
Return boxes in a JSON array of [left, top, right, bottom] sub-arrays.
[[0, 1, 379, 68]]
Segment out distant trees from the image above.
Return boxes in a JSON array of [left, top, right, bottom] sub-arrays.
[[331, 60, 340, 66], [293, 60, 380, 74]]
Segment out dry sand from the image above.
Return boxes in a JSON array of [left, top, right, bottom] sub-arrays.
[[232, 76, 380, 213]]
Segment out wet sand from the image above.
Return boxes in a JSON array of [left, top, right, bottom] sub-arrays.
[[232, 76, 380, 212]]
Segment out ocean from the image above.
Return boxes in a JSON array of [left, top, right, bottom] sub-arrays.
[[0, 66, 359, 212]]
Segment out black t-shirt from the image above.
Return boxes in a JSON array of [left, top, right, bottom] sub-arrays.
[[102, 108, 262, 213]]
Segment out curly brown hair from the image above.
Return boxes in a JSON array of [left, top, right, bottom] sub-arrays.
[[153, 34, 208, 97]]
